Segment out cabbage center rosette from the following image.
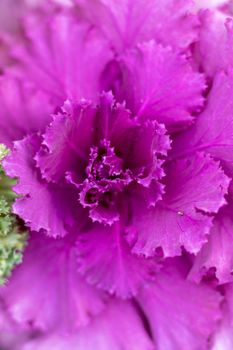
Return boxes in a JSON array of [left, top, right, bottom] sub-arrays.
[[36, 93, 169, 227]]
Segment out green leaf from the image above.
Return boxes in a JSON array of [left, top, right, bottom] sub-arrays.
[[0, 144, 28, 284]]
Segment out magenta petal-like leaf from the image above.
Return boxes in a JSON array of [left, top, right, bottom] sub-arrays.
[[195, 11, 233, 78], [76, 222, 159, 298], [20, 300, 154, 350], [3, 134, 82, 237], [128, 153, 229, 257], [137, 261, 222, 350], [172, 70, 233, 171], [76, 0, 198, 51], [119, 41, 205, 132], [12, 12, 113, 104], [0, 232, 107, 332], [0, 76, 52, 147], [189, 203, 233, 284]]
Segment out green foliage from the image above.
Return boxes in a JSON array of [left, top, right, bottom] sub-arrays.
[[0, 144, 27, 284]]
